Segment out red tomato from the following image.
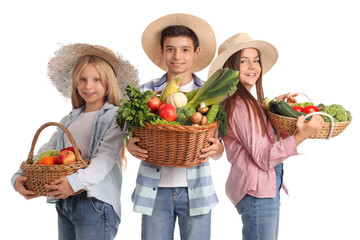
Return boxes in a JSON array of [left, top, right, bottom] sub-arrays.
[[148, 96, 162, 113], [292, 106, 303, 112], [158, 104, 177, 122], [303, 105, 318, 114]]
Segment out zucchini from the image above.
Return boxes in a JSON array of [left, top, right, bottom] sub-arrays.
[[275, 100, 306, 118], [269, 100, 280, 114]]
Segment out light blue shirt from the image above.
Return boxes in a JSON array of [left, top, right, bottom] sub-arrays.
[[11, 102, 126, 219], [132, 73, 219, 216]]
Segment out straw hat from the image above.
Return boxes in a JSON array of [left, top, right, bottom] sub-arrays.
[[141, 13, 216, 73], [48, 43, 139, 98], [208, 33, 278, 78]]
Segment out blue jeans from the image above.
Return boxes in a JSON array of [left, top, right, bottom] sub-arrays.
[[236, 163, 284, 240], [142, 187, 211, 240], [55, 192, 120, 240]]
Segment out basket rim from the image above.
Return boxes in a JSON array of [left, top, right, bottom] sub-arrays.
[[266, 110, 351, 125]]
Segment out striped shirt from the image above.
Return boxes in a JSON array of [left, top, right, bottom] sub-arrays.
[[131, 73, 219, 216]]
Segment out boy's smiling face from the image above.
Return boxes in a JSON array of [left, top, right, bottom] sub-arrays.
[[162, 36, 199, 79]]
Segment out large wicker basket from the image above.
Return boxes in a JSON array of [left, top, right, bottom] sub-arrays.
[[20, 122, 90, 196], [267, 110, 351, 139], [132, 121, 218, 167]]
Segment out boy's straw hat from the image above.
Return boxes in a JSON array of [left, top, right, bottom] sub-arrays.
[[141, 13, 216, 73], [48, 43, 139, 98], [208, 33, 278, 78]]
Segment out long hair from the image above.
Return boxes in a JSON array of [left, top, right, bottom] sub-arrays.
[[71, 55, 127, 167], [222, 49, 267, 137]]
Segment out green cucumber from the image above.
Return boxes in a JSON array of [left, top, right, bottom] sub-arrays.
[[269, 100, 280, 114], [275, 100, 306, 118]]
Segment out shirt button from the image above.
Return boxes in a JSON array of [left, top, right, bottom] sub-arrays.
[[153, 188, 156, 191], [156, 169, 160, 172], [273, 171, 275, 175]]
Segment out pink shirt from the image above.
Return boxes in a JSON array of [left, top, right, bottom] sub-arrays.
[[223, 98, 298, 206]]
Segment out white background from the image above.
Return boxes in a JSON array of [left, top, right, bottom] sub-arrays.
[[1, 0, 359, 239]]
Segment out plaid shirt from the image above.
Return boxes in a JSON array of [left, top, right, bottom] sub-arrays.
[[131, 73, 219, 216]]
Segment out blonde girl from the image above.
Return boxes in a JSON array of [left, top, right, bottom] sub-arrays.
[[11, 44, 138, 240]]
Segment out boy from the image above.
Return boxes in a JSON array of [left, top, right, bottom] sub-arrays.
[[128, 13, 223, 240]]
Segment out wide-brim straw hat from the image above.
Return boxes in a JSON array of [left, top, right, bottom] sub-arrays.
[[141, 13, 216, 73], [48, 43, 139, 98], [208, 33, 278, 78]]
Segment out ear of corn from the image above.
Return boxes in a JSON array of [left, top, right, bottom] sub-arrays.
[[159, 76, 181, 103], [185, 68, 239, 108]]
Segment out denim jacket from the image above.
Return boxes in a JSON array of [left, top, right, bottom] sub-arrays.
[[11, 102, 126, 219], [132, 73, 219, 217]]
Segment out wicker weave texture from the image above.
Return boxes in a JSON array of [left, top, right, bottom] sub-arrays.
[[20, 122, 89, 196], [267, 111, 351, 138], [133, 122, 218, 167]]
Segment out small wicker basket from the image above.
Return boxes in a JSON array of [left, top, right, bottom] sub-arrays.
[[133, 121, 218, 167], [20, 122, 89, 196], [267, 110, 351, 139]]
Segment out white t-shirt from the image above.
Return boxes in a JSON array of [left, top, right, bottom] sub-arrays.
[[158, 80, 195, 187], [64, 110, 99, 160]]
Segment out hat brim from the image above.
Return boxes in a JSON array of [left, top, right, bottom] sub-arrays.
[[48, 43, 139, 99], [208, 40, 278, 78], [142, 13, 216, 73]]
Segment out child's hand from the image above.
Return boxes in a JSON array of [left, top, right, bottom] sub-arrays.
[[199, 131, 224, 163], [127, 136, 148, 160], [45, 176, 74, 199], [14, 176, 38, 200], [277, 92, 298, 103], [294, 115, 324, 146]]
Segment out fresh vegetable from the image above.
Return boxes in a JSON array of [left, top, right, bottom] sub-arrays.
[[33, 149, 59, 164], [175, 107, 196, 126], [150, 119, 181, 125], [268, 100, 280, 114], [167, 92, 188, 108], [261, 97, 271, 111], [275, 100, 306, 118], [215, 105, 227, 138], [320, 104, 352, 122], [206, 104, 219, 124], [189, 112, 203, 124], [185, 89, 199, 102], [116, 85, 162, 142], [158, 104, 177, 122], [197, 103, 209, 114], [200, 115, 207, 125], [185, 68, 239, 108], [302, 105, 318, 114], [295, 102, 314, 108], [159, 76, 181, 103], [148, 96, 162, 113], [292, 106, 303, 112]]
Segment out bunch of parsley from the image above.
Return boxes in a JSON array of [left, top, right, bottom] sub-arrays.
[[116, 85, 160, 143]]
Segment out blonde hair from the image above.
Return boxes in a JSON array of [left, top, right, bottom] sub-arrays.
[[71, 55, 127, 168]]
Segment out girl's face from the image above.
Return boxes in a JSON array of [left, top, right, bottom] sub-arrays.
[[162, 36, 199, 77], [239, 48, 261, 91], [77, 63, 107, 112]]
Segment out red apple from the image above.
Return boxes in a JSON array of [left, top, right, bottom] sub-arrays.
[[148, 96, 162, 113], [58, 150, 76, 164], [158, 104, 177, 122]]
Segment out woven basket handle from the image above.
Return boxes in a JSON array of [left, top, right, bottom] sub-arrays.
[[290, 92, 314, 104], [26, 122, 85, 164], [295, 112, 334, 140]]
